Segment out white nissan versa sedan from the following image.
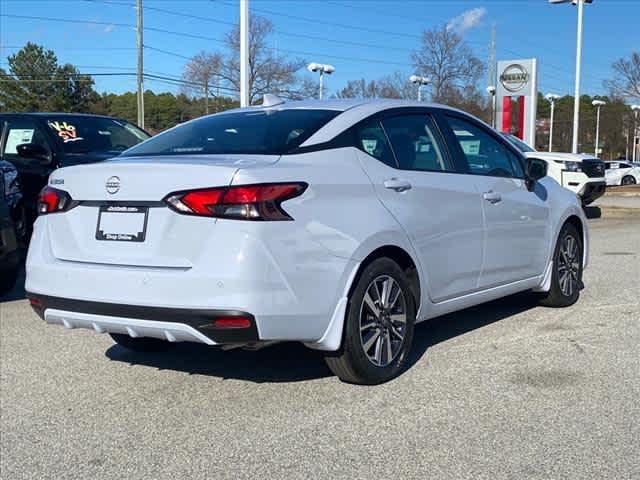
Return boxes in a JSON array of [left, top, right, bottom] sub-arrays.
[[26, 98, 589, 384]]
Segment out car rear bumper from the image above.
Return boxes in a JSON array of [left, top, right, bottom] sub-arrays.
[[579, 180, 606, 205], [25, 216, 356, 344], [28, 293, 259, 344]]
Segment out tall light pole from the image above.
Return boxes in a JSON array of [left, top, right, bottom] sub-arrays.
[[549, 0, 593, 153], [632, 104, 640, 162], [136, 0, 144, 129], [307, 63, 335, 99], [545, 93, 560, 152], [409, 75, 430, 102], [239, 0, 250, 107], [592, 99, 606, 156]]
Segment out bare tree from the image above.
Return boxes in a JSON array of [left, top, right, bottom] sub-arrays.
[[182, 51, 222, 114], [605, 51, 640, 101], [219, 15, 306, 103], [411, 25, 484, 102], [335, 72, 414, 100]]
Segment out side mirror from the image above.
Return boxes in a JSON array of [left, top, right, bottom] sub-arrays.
[[16, 143, 51, 164], [525, 157, 547, 191]]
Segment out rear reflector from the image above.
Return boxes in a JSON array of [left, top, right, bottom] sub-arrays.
[[164, 182, 307, 221], [212, 317, 252, 329], [29, 297, 42, 308]]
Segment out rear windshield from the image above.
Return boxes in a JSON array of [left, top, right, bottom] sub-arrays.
[[123, 109, 340, 157], [46, 117, 149, 154]]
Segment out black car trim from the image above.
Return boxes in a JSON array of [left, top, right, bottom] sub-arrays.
[[26, 293, 260, 344]]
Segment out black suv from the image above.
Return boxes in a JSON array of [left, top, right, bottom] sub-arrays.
[[1, 160, 24, 293], [0, 113, 149, 224]]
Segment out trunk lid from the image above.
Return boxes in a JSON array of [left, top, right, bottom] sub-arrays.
[[45, 154, 279, 268]]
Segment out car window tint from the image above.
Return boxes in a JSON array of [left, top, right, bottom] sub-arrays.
[[446, 116, 516, 178], [2, 119, 51, 160], [382, 115, 449, 172], [354, 120, 396, 167]]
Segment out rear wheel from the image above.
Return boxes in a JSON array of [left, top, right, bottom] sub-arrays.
[[621, 175, 636, 186], [324, 257, 416, 385], [109, 333, 173, 352], [539, 223, 583, 308]]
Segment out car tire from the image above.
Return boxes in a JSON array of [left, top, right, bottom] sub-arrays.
[[621, 175, 636, 186], [324, 257, 416, 385], [539, 223, 583, 308], [0, 267, 18, 294], [109, 333, 173, 352]]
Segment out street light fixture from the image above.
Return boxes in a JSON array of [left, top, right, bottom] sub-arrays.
[[410, 75, 430, 102], [632, 104, 640, 162], [307, 63, 335, 100], [592, 99, 606, 156], [545, 93, 560, 152], [549, 0, 594, 153]]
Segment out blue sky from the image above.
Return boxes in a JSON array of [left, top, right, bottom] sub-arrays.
[[1, 0, 638, 98]]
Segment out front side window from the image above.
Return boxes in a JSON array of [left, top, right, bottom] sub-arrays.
[[354, 120, 396, 167], [125, 109, 339, 157], [446, 115, 519, 178], [382, 115, 449, 172]]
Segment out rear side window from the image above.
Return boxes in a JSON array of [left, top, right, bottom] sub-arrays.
[[354, 120, 396, 167], [381, 115, 450, 172], [124, 109, 340, 157], [2, 118, 51, 160]]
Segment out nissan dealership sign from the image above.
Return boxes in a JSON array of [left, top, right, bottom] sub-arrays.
[[495, 59, 538, 147]]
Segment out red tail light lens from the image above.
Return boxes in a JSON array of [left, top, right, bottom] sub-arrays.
[[164, 182, 307, 221], [37, 187, 75, 215]]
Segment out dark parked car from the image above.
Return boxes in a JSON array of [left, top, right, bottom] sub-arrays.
[[0, 113, 150, 225], [0, 160, 25, 293]]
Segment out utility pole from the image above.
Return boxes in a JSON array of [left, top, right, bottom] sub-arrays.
[[487, 24, 497, 127], [204, 82, 209, 115], [240, 0, 249, 107], [136, 0, 144, 129]]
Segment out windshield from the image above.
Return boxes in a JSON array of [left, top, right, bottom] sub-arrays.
[[46, 117, 149, 154], [501, 133, 536, 153], [123, 109, 340, 157]]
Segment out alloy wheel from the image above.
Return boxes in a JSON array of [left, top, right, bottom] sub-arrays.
[[359, 275, 407, 367], [557, 234, 580, 297]]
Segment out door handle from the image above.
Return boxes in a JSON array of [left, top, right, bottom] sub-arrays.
[[384, 178, 412, 192], [482, 191, 502, 204]]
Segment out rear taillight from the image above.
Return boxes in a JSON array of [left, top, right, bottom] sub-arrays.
[[37, 187, 75, 215], [164, 182, 307, 221]]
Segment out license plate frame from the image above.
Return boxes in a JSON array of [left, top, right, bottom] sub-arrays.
[[95, 205, 149, 242]]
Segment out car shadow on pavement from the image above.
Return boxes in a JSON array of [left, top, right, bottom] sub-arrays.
[[105, 291, 540, 384]]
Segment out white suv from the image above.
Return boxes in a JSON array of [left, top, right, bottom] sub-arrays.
[[26, 99, 589, 384], [501, 133, 606, 205]]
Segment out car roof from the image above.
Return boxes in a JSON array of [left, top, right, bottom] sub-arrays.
[[0, 112, 126, 120]]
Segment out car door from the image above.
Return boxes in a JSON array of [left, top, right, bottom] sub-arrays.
[[353, 111, 484, 303], [0, 117, 56, 217], [439, 113, 550, 288]]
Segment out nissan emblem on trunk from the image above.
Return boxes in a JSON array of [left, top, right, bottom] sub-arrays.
[[106, 176, 120, 194]]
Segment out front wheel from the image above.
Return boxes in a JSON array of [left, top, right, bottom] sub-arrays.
[[324, 257, 416, 385], [539, 223, 583, 308], [109, 333, 173, 352]]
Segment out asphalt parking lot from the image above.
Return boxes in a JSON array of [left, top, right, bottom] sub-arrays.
[[1, 213, 638, 480]]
